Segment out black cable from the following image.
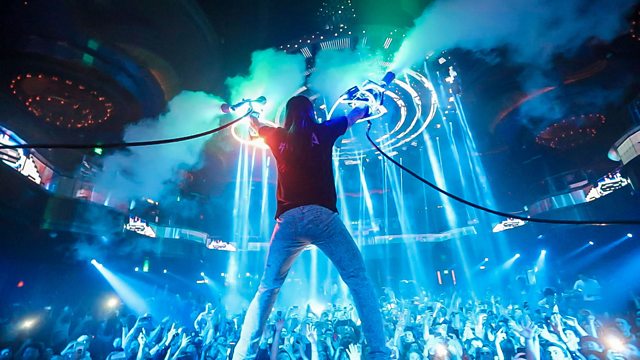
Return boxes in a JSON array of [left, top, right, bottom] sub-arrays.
[[3, 102, 638, 225], [365, 121, 640, 226], [0, 110, 252, 150]]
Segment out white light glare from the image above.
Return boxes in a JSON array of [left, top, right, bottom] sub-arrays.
[[20, 318, 36, 330], [606, 335, 625, 352], [105, 297, 119, 309], [435, 344, 448, 357], [627, 233, 633, 238]]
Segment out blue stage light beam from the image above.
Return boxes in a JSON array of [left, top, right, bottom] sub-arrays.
[[260, 150, 272, 242], [357, 157, 377, 231], [165, 270, 197, 288], [573, 234, 633, 271], [228, 144, 246, 287], [501, 253, 521, 269], [229, 144, 257, 292], [310, 246, 318, 301], [535, 249, 546, 272], [91, 261, 148, 314], [423, 133, 456, 226], [561, 242, 592, 261], [334, 147, 354, 234], [453, 95, 509, 259], [333, 147, 353, 303], [423, 131, 475, 292], [241, 147, 257, 244], [382, 139, 427, 291]]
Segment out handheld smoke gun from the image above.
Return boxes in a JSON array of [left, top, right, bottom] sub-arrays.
[[220, 96, 267, 138], [342, 71, 396, 117], [221, 96, 267, 114]]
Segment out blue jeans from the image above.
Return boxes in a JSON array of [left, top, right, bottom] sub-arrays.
[[232, 205, 388, 359]]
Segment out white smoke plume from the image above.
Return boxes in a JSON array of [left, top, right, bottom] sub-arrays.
[[95, 91, 224, 200], [309, 47, 386, 106], [94, 48, 306, 205], [390, 0, 636, 72], [225, 48, 307, 122]]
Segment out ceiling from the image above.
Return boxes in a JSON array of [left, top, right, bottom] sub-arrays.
[[0, 0, 639, 212]]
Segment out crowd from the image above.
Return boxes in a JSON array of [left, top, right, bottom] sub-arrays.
[[1, 276, 639, 360]]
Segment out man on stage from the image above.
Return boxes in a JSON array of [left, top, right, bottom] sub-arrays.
[[232, 95, 388, 359]]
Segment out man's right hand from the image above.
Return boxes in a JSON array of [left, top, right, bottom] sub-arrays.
[[346, 105, 369, 127]]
